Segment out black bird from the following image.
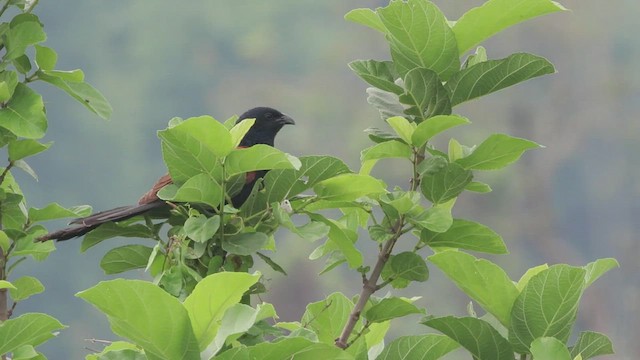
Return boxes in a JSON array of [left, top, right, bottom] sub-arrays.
[[38, 107, 294, 242]]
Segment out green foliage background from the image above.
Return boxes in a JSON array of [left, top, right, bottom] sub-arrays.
[[11, 0, 638, 358]]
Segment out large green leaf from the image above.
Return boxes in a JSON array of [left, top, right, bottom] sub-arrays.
[[77, 279, 200, 360], [386, 251, 429, 283], [421, 162, 473, 204], [429, 251, 518, 326], [34, 45, 57, 71], [215, 337, 353, 360], [38, 72, 112, 120], [453, 0, 567, 54], [376, 335, 459, 360], [0, 84, 46, 139], [4, 14, 46, 60], [508, 265, 586, 353], [0, 313, 65, 354], [583, 258, 619, 288], [456, 134, 541, 170], [412, 115, 470, 146], [570, 331, 615, 360], [311, 215, 363, 269], [420, 219, 507, 254], [400, 68, 452, 120], [314, 173, 386, 201], [423, 316, 514, 360], [225, 145, 300, 177], [184, 215, 220, 243], [378, 0, 460, 79], [344, 8, 386, 34], [183, 272, 260, 350], [9, 276, 44, 302], [361, 140, 412, 162], [300, 292, 352, 344], [365, 297, 424, 323], [348, 60, 402, 94], [446, 53, 555, 106], [221, 232, 269, 256], [81, 223, 153, 252], [0, 70, 18, 102], [8, 139, 52, 161], [100, 245, 153, 275], [28, 203, 91, 222], [208, 302, 276, 356], [530, 337, 571, 360], [156, 173, 222, 208]]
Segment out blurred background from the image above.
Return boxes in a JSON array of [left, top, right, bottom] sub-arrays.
[[10, 0, 638, 358]]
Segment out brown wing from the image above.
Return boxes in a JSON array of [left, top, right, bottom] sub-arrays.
[[138, 173, 173, 205]]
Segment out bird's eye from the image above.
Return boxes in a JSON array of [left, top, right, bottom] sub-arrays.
[[265, 113, 273, 120]]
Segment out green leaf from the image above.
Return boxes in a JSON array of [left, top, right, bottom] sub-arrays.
[[310, 215, 363, 269], [8, 139, 52, 161], [256, 252, 287, 275], [409, 203, 453, 233], [28, 203, 91, 222], [0, 230, 8, 252], [344, 8, 386, 34], [4, 14, 46, 60], [100, 245, 153, 275], [222, 232, 269, 256], [421, 162, 473, 204], [400, 68, 452, 120], [453, 0, 567, 54], [0, 313, 65, 354], [215, 337, 353, 360], [77, 279, 200, 360], [378, 0, 460, 79], [301, 292, 353, 344], [81, 223, 152, 252], [11, 234, 55, 261], [388, 251, 429, 282], [423, 316, 514, 360], [208, 302, 277, 356], [183, 272, 260, 351], [530, 337, 572, 360], [34, 45, 57, 70], [465, 181, 492, 193], [157, 173, 222, 208], [508, 265, 586, 353], [463, 46, 488, 68], [456, 134, 541, 170], [377, 335, 459, 360], [0, 192, 26, 230], [314, 173, 386, 201], [421, 219, 508, 254], [225, 145, 300, 177], [9, 276, 44, 301], [570, 331, 614, 360], [386, 116, 415, 143], [366, 86, 406, 120], [361, 140, 412, 162], [40, 69, 84, 82], [0, 83, 46, 139], [12, 54, 31, 74], [412, 115, 470, 146], [275, 206, 329, 242], [364, 127, 401, 143], [0, 70, 18, 102], [516, 264, 549, 291], [365, 297, 423, 323], [349, 60, 402, 94], [229, 118, 255, 148], [429, 251, 519, 326], [583, 258, 619, 288], [0, 280, 15, 290], [38, 73, 112, 120], [446, 53, 555, 106], [184, 215, 220, 243]]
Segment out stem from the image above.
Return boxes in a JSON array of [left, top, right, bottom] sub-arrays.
[[25, 0, 39, 13], [0, 0, 10, 18]]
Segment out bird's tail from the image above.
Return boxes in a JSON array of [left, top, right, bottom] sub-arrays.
[[37, 201, 166, 242]]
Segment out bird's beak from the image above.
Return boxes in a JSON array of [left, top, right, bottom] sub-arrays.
[[278, 114, 295, 125]]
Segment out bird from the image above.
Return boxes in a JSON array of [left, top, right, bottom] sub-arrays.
[[38, 107, 295, 242]]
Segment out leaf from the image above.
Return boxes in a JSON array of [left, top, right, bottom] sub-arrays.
[[421, 162, 473, 204], [508, 265, 586, 353], [530, 337, 572, 360], [28, 203, 91, 222], [583, 258, 619, 288], [349, 60, 402, 94], [314, 173, 386, 201], [256, 252, 287, 275], [412, 115, 470, 146], [423, 316, 514, 360], [8, 139, 52, 161], [221, 232, 269, 256], [365, 297, 424, 323], [206, 303, 277, 356], [446, 53, 555, 106], [11, 234, 55, 261], [376, 335, 459, 360], [274, 206, 329, 243], [0, 83, 46, 139], [4, 14, 46, 60], [184, 215, 220, 243], [311, 215, 363, 269], [387, 252, 429, 282], [100, 245, 153, 275], [400, 68, 452, 120], [38, 73, 112, 120], [409, 203, 453, 233], [81, 223, 152, 252], [229, 118, 255, 148], [225, 145, 300, 177], [386, 116, 415, 143], [183, 272, 260, 351], [34, 45, 57, 70], [41, 69, 84, 82], [456, 134, 541, 170], [361, 140, 412, 162], [421, 219, 508, 254], [0, 313, 65, 355], [366, 86, 406, 120], [0, 280, 15, 290], [0, 230, 8, 252], [77, 279, 200, 360], [453, 0, 567, 54], [570, 331, 614, 359], [156, 173, 222, 208], [465, 181, 492, 193], [429, 251, 519, 326], [301, 292, 353, 344], [378, 0, 460, 79], [9, 276, 44, 301], [344, 8, 386, 34], [364, 127, 401, 143], [0, 70, 18, 102], [214, 337, 353, 360], [516, 264, 549, 291]]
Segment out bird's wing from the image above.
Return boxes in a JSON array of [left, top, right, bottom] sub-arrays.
[[138, 173, 173, 205]]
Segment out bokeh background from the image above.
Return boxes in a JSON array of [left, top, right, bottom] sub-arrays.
[[10, 0, 638, 358]]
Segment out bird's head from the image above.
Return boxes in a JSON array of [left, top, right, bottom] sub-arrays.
[[237, 107, 295, 147]]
